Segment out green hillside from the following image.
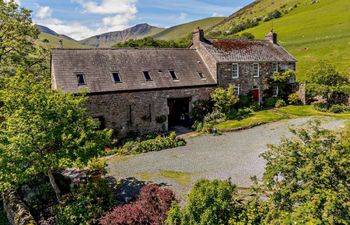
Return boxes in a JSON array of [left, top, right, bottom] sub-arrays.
[[153, 17, 225, 40], [210, 0, 350, 80], [37, 32, 87, 48]]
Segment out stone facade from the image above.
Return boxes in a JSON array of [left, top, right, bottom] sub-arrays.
[[51, 29, 297, 137], [86, 86, 215, 137], [218, 62, 296, 96]]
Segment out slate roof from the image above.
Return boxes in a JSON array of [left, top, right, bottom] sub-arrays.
[[51, 48, 216, 93], [202, 39, 297, 63]]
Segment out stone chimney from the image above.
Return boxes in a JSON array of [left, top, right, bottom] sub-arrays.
[[192, 27, 205, 47], [265, 29, 278, 44]]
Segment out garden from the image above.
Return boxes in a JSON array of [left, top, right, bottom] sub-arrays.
[[191, 63, 350, 133]]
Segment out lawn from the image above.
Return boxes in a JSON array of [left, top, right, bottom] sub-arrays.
[[215, 105, 350, 130]]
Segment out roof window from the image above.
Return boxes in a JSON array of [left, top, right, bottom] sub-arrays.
[[169, 70, 178, 80], [76, 73, 86, 85], [112, 72, 121, 83], [143, 71, 152, 81]]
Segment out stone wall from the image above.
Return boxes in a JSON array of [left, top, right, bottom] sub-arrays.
[[2, 191, 37, 225], [86, 86, 215, 137], [217, 62, 296, 96]]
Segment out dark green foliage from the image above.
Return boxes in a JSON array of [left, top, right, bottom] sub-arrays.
[[261, 122, 350, 224], [240, 32, 255, 40], [264, 97, 278, 107], [305, 61, 350, 105], [0, 70, 112, 198], [191, 100, 213, 122], [112, 37, 189, 49], [275, 99, 286, 108], [288, 93, 302, 105], [104, 132, 186, 156], [263, 10, 282, 22], [55, 179, 115, 225], [156, 115, 167, 124], [329, 104, 350, 113], [238, 94, 252, 107], [167, 179, 238, 225], [312, 102, 329, 112], [227, 19, 259, 35], [0, 0, 48, 76]]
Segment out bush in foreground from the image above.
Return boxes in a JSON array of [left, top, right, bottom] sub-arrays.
[[100, 184, 176, 225]]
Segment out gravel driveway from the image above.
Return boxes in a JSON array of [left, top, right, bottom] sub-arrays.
[[107, 117, 347, 198]]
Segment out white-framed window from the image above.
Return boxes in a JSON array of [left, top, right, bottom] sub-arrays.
[[252, 63, 260, 78], [272, 86, 279, 97], [234, 84, 240, 96], [271, 63, 278, 73], [232, 63, 239, 79]]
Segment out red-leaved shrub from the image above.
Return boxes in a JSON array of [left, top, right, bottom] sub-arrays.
[[99, 184, 176, 225]]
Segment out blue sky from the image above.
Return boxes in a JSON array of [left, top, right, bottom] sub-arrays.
[[15, 0, 252, 40]]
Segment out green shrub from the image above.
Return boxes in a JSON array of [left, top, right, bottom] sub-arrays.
[[166, 179, 238, 225], [55, 179, 115, 225], [329, 104, 350, 113], [204, 110, 226, 124], [263, 10, 282, 22], [192, 121, 204, 132], [240, 32, 255, 40], [313, 102, 329, 112], [238, 95, 252, 107], [264, 97, 278, 108], [250, 103, 261, 112], [191, 100, 213, 122], [288, 93, 302, 105], [210, 86, 239, 115], [156, 115, 167, 124], [119, 132, 186, 154], [275, 99, 287, 108]]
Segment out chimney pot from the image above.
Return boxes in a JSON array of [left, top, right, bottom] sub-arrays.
[[265, 30, 278, 44]]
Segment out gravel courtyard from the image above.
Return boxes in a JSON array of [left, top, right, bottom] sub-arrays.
[[107, 117, 347, 198]]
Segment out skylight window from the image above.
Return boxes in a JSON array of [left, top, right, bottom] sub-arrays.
[[169, 70, 178, 80], [143, 71, 152, 81], [76, 74, 86, 85], [198, 72, 206, 79], [112, 72, 121, 83]]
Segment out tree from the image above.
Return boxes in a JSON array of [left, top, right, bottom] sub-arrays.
[[305, 61, 350, 105], [166, 179, 240, 225], [210, 85, 239, 115], [261, 122, 350, 224], [269, 70, 295, 99], [0, 0, 47, 75], [112, 36, 189, 49], [0, 69, 112, 201]]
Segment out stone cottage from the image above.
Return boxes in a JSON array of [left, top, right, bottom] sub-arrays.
[[51, 29, 297, 136]]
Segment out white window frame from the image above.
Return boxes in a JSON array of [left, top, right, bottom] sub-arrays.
[[252, 63, 260, 78], [272, 63, 278, 74], [234, 84, 240, 96], [232, 63, 239, 79]]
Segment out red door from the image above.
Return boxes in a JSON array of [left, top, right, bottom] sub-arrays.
[[252, 88, 260, 102]]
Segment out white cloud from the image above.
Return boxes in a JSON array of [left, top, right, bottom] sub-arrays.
[[212, 12, 224, 17], [178, 13, 188, 20], [76, 0, 137, 15], [36, 6, 53, 19], [99, 13, 136, 33]]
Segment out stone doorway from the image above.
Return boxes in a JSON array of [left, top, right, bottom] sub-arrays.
[[252, 87, 260, 103], [167, 97, 191, 128]]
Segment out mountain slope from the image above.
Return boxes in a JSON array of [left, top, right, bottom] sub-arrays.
[[37, 32, 87, 48], [80, 23, 164, 48], [153, 17, 225, 41], [36, 25, 87, 48], [209, 0, 350, 80]]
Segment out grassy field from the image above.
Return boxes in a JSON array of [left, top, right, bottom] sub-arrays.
[[138, 170, 192, 187], [215, 105, 350, 130], [37, 32, 87, 49], [153, 17, 225, 41], [210, 0, 350, 80]]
